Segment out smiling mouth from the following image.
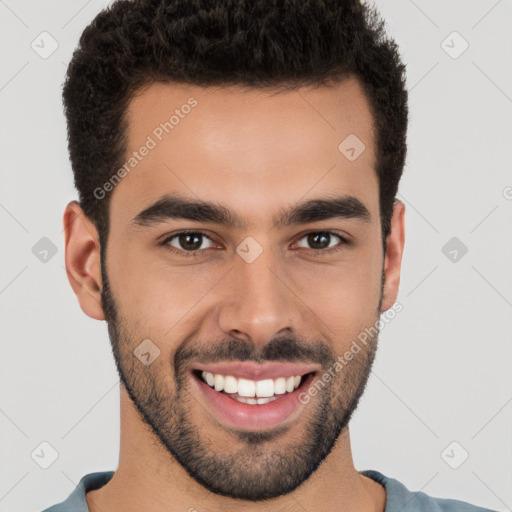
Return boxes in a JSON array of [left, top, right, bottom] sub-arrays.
[[189, 366, 318, 431], [192, 369, 316, 405]]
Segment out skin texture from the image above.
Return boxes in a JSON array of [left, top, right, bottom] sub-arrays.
[[64, 76, 405, 512]]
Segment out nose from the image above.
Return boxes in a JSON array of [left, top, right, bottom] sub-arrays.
[[216, 245, 304, 347]]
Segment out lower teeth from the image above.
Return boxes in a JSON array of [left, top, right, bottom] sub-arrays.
[[232, 395, 279, 405]]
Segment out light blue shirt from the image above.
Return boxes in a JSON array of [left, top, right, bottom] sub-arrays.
[[42, 469, 498, 511]]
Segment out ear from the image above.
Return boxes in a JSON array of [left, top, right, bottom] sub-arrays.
[[381, 199, 406, 312], [63, 201, 105, 320]]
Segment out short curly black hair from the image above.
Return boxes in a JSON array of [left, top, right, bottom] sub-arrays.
[[63, 0, 408, 249]]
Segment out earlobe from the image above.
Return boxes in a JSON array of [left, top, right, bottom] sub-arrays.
[[63, 201, 105, 321], [381, 199, 406, 313]]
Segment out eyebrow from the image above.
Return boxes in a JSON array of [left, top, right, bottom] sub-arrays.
[[132, 194, 371, 229]]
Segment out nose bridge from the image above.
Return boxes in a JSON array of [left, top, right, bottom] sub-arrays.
[[217, 243, 298, 344]]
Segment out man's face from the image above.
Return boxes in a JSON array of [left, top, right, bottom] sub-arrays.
[[95, 77, 398, 500]]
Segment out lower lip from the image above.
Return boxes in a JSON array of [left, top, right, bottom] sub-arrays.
[[191, 371, 316, 431]]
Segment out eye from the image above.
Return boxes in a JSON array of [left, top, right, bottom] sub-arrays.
[[294, 231, 348, 254], [162, 231, 216, 257], [160, 230, 349, 259]]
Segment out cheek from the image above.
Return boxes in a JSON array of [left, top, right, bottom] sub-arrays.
[[289, 253, 382, 340], [107, 244, 220, 336]]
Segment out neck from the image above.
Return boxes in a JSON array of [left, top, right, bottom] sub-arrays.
[[86, 388, 386, 512]]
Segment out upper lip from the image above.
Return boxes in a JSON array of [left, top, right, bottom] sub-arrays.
[[191, 361, 320, 381]]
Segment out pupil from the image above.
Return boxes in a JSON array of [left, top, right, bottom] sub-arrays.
[[308, 232, 329, 249], [180, 233, 202, 250]]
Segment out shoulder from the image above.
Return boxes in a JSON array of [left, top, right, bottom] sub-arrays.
[[41, 471, 114, 512], [360, 469, 499, 512]]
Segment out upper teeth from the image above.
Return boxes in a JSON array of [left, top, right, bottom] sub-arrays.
[[201, 371, 302, 397]]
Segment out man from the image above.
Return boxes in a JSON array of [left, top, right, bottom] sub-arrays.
[[44, 0, 497, 510]]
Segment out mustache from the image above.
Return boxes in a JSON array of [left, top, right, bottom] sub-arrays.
[[173, 334, 336, 376]]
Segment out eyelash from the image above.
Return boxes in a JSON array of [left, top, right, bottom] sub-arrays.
[[160, 230, 349, 258]]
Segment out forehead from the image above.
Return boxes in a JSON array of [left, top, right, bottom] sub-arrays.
[[112, 77, 378, 228]]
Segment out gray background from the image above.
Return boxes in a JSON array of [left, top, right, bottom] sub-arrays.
[[0, 1, 511, 511]]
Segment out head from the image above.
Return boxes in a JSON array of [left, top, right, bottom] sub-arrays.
[[63, 0, 407, 502]]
